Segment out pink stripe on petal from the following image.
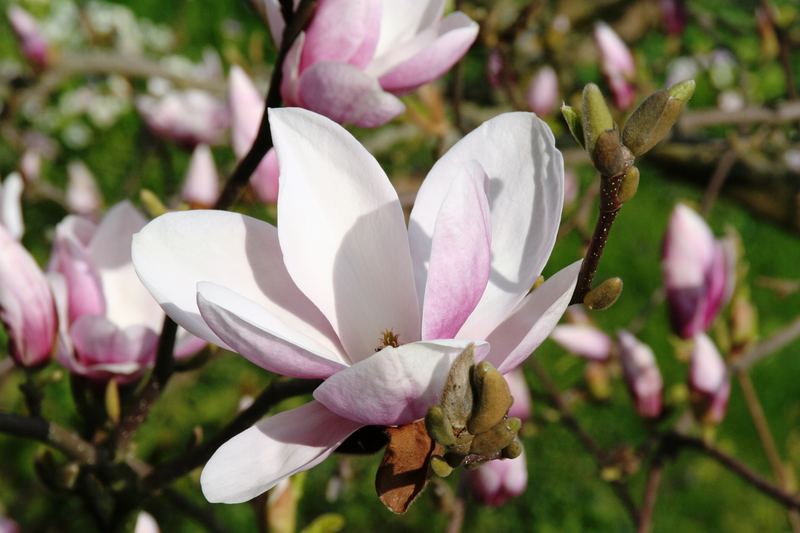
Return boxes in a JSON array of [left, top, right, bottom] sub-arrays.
[[422, 161, 490, 340]]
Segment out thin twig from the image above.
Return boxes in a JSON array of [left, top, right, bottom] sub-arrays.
[[0, 412, 98, 464], [637, 453, 665, 533], [731, 317, 800, 371], [678, 102, 800, 132], [700, 148, 738, 216]]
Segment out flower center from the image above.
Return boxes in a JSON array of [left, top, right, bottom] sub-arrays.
[[375, 329, 400, 352]]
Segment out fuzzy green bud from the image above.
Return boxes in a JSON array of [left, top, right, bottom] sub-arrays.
[[617, 166, 640, 203], [561, 104, 585, 148], [583, 277, 623, 310], [622, 80, 695, 156], [581, 83, 615, 152]]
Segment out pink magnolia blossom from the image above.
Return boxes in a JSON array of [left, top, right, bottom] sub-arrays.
[[136, 90, 229, 147], [689, 333, 730, 424], [228, 67, 280, 203], [66, 161, 102, 217], [181, 145, 219, 208], [0, 173, 25, 240], [594, 22, 636, 109], [662, 203, 734, 339], [617, 330, 663, 418], [467, 448, 528, 506], [551, 323, 612, 361], [660, 0, 687, 35], [0, 224, 57, 368], [0, 516, 20, 533], [526, 66, 559, 117], [49, 202, 202, 383], [132, 108, 579, 503], [7, 5, 49, 68], [267, 0, 478, 127]]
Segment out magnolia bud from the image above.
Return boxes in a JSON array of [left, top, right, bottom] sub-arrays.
[[7, 5, 49, 68], [581, 83, 615, 153], [622, 80, 695, 157], [688, 333, 730, 424], [617, 166, 640, 203], [181, 144, 219, 208], [550, 324, 612, 361], [0, 515, 20, 533], [584, 277, 623, 310], [526, 66, 559, 117], [617, 330, 663, 418]]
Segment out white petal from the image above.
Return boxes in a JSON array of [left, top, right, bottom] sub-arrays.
[[201, 401, 361, 503], [371, 0, 444, 67], [270, 107, 419, 361]]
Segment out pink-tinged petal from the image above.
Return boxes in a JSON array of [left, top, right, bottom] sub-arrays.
[[300, 0, 380, 70], [228, 66, 264, 158], [297, 62, 404, 127], [594, 22, 635, 77], [182, 145, 219, 208], [0, 173, 24, 240], [314, 340, 489, 426], [271, 107, 419, 361], [505, 370, 531, 421], [0, 225, 56, 368], [701, 241, 728, 331], [371, 0, 444, 63], [201, 400, 362, 503], [526, 66, 559, 117], [197, 281, 347, 378], [689, 333, 730, 424], [280, 33, 306, 105], [132, 210, 344, 360], [173, 329, 207, 360], [88, 202, 162, 331], [66, 161, 102, 217], [421, 161, 490, 340], [66, 315, 157, 383], [134, 512, 159, 533], [410, 113, 564, 341], [468, 450, 527, 507], [250, 148, 280, 204], [378, 12, 478, 94], [550, 324, 612, 361], [617, 330, 663, 419], [484, 261, 581, 374]]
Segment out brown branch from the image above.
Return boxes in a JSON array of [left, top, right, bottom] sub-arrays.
[[637, 454, 665, 533], [678, 102, 800, 132], [731, 317, 800, 371], [700, 148, 737, 216], [0, 412, 98, 464]]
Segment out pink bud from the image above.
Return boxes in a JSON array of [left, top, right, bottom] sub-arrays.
[[136, 90, 229, 147], [182, 145, 219, 208], [66, 161, 102, 217], [0, 173, 25, 240], [7, 5, 49, 68], [20, 149, 41, 182], [594, 22, 636, 109], [563, 169, 578, 206], [662, 204, 732, 338], [504, 370, 531, 421], [689, 333, 730, 424], [526, 66, 559, 117], [0, 516, 20, 533], [660, 0, 687, 35], [617, 330, 663, 418], [0, 224, 57, 368], [551, 324, 612, 361], [467, 450, 528, 506]]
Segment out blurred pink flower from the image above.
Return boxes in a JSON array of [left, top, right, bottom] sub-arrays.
[[0, 516, 20, 533], [551, 323, 612, 361], [0, 173, 25, 240], [662, 203, 734, 339], [133, 108, 577, 503], [0, 224, 57, 368], [594, 22, 636, 109], [526, 66, 559, 117], [49, 202, 203, 383], [228, 67, 280, 203], [486, 49, 504, 88], [66, 161, 102, 217], [689, 333, 730, 424], [20, 149, 41, 182], [660, 0, 687, 35], [182, 145, 219, 208], [7, 5, 49, 68], [505, 369, 531, 421], [617, 330, 663, 418], [467, 449, 528, 506], [136, 90, 229, 147], [267, 0, 478, 127], [563, 169, 578, 206]]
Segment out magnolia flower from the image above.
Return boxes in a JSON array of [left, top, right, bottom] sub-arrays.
[[617, 330, 663, 418], [594, 22, 636, 109], [228, 67, 280, 203], [689, 333, 730, 424], [467, 448, 528, 506], [66, 161, 102, 217], [181, 145, 219, 208], [526, 66, 559, 117], [7, 5, 49, 68], [136, 90, 229, 147], [267, 0, 478, 127], [662, 203, 734, 339], [551, 323, 612, 361], [0, 173, 24, 240], [0, 224, 57, 368], [132, 107, 579, 503], [49, 202, 202, 383]]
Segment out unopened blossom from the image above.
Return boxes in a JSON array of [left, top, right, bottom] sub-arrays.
[[660, 0, 687, 35], [181, 145, 219, 208], [7, 5, 49, 68], [486, 49, 504, 88], [133, 107, 579, 503], [0, 515, 20, 533], [0, 224, 57, 368], [467, 448, 528, 506], [266, 0, 479, 127], [66, 161, 102, 217], [617, 330, 663, 418], [551, 323, 612, 361], [134, 512, 159, 533], [228, 67, 279, 203], [136, 90, 229, 147], [594, 22, 636, 109], [689, 333, 730, 424], [526, 66, 559, 117], [49, 202, 202, 383], [662, 203, 734, 339], [0, 173, 25, 240]]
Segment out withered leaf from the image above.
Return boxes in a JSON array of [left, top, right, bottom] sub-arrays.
[[375, 420, 443, 514]]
